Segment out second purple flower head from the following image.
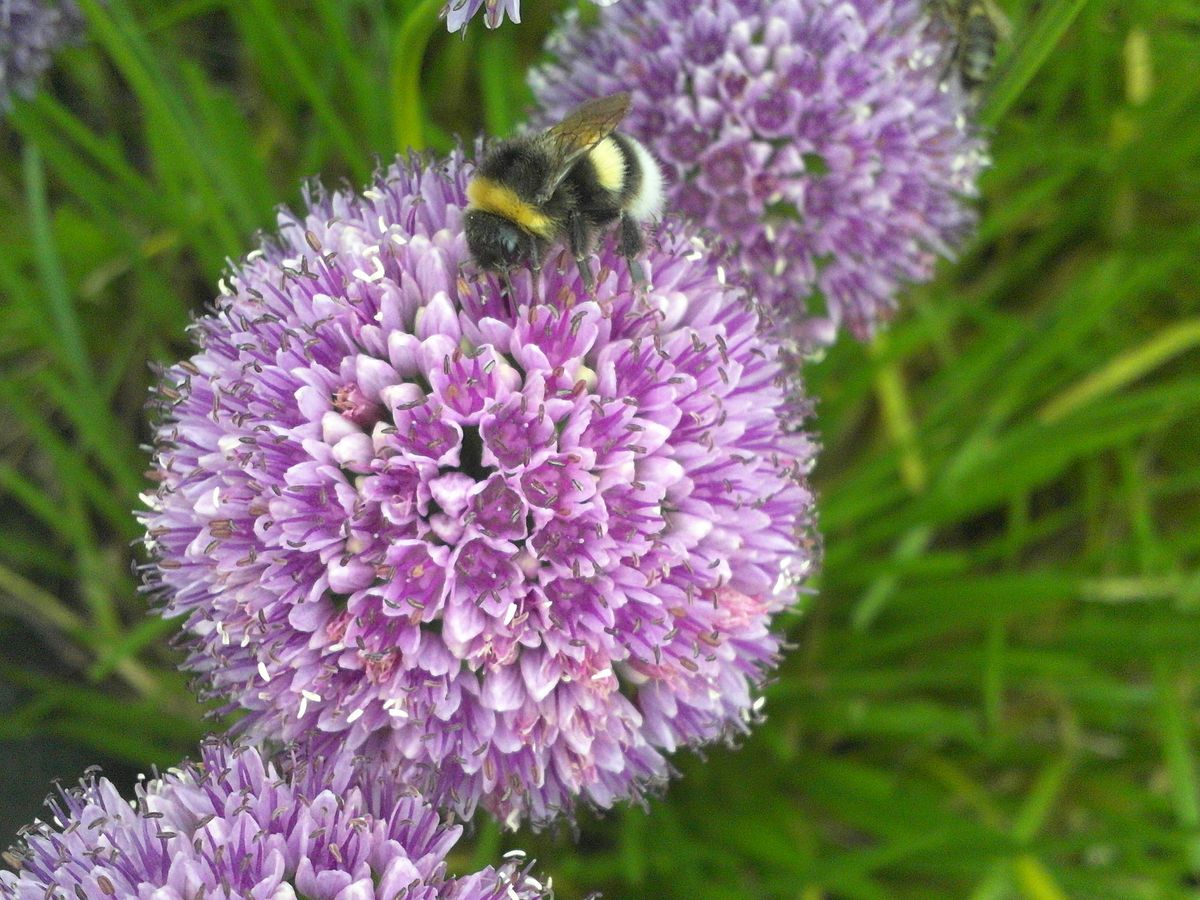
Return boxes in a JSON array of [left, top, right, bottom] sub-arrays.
[[532, 0, 987, 347]]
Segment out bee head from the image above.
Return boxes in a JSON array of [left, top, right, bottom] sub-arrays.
[[464, 209, 539, 272]]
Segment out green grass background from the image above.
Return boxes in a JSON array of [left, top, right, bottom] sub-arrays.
[[1, 0, 1199, 896]]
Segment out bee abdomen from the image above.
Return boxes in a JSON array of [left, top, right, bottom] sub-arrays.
[[609, 133, 663, 223], [587, 137, 628, 196]]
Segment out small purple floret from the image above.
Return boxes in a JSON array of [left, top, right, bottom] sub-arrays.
[[0, 0, 85, 111], [142, 151, 817, 827], [441, 0, 622, 32], [0, 740, 549, 899], [531, 0, 987, 347]]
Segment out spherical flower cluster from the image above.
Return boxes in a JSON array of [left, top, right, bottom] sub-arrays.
[[530, 0, 986, 348], [0, 0, 85, 111], [0, 740, 548, 899], [141, 151, 816, 826], [442, 0, 621, 32]]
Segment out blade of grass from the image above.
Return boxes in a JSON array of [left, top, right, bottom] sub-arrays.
[[840, 378, 1200, 549], [22, 148, 159, 510], [0, 382, 133, 547], [39, 720, 183, 765], [1081, 574, 1200, 605], [983, 615, 1006, 742], [177, 61, 277, 223], [1012, 856, 1069, 900], [1013, 756, 1076, 845], [0, 532, 76, 578], [1039, 318, 1200, 423], [23, 146, 88, 387], [969, 756, 1075, 900], [10, 95, 163, 215], [1153, 658, 1200, 876], [0, 560, 87, 637], [0, 564, 158, 696], [852, 525, 933, 630], [0, 462, 85, 546], [1008, 763, 1075, 900], [76, 0, 245, 256], [981, 0, 1093, 126], [35, 370, 145, 511], [312, 0, 388, 151], [238, 0, 369, 181], [87, 616, 182, 681], [871, 341, 927, 494], [144, 0, 223, 32]]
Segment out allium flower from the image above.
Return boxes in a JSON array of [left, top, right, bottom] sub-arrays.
[[530, 0, 987, 347], [0, 0, 85, 111], [441, 0, 520, 31], [441, 0, 620, 32], [0, 740, 548, 899], [142, 151, 816, 826]]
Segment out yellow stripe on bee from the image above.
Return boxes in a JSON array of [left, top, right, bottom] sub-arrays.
[[588, 137, 626, 194], [467, 178, 556, 238]]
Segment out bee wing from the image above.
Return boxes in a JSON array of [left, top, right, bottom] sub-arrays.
[[536, 92, 631, 201]]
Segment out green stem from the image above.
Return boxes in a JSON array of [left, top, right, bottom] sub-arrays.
[[391, 0, 444, 153]]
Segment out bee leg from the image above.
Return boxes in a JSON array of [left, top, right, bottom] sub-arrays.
[[618, 214, 646, 286], [566, 211, 596, 294], [530, 264, 543, 304], [574, 256, 595, 294]]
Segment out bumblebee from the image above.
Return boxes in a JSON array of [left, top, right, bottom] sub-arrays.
[[464, 92, 664, 289], [930, 0, 1012, 93]]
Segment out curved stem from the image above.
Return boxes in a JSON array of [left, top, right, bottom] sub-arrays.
[[391, 0, 445, 153]]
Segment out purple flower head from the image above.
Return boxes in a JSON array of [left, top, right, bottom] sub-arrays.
[[530, 0, 987, 347], [141, 150, 817, 827], [441, 0, 621, 32], [0, 0, 86, 110], [0, 740, 549, 899]]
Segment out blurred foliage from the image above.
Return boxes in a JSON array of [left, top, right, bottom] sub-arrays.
[[0, 0, 1199, 896]]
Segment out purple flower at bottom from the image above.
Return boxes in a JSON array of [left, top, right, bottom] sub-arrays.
[[142, 151, 817, 827], [1, 0, 86, 110], [0, 741, 549, 899], [530, 0, 987, 348]]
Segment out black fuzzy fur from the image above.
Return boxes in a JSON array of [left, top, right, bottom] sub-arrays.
[[467, 134, 642, 272]]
